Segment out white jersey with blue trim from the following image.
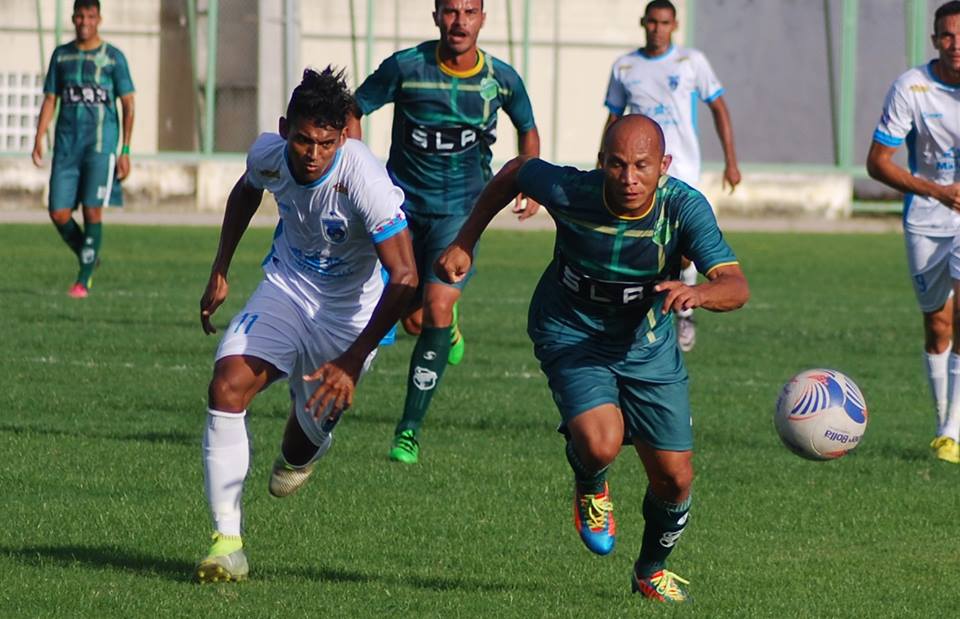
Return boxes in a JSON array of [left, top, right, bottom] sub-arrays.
[[244, 135, 407, 335], [604, 45, 724, 187], [873, 62, 960, 237]]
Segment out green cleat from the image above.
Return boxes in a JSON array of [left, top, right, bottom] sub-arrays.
[[389, 429, 420, 464], [196, 533, 248, 583], [448, 302, 465, 366]]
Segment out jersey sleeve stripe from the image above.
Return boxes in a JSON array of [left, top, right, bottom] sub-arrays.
[[372, 216, 408, 244], [872, 130, 904, 147], [605, 101, 626, 115], [704, 260, 739, 276], [703, 87, 725, 103]]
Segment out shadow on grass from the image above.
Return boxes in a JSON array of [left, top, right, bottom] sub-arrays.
[[1, 544, 540, 593], [0, 422, 195, 446]]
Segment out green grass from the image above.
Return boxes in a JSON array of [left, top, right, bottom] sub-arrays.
[[1, 223, 955, 617]]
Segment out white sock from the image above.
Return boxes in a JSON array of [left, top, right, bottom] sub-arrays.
[[925, 349, 950, 432], [203, 408, 250, 537], [676, 265, 697, 319], [943, 355, 960, 440]]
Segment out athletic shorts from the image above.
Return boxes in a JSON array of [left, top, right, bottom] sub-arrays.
[[533, 340, 693, 452], [904, 231, 960, 313], [405, 209, 476, 291], [49, 139, 123, 211], [215, 279, 376, 444]]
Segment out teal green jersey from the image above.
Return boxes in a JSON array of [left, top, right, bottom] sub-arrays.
[[43, 41, 134, 153], [518, 158, 738, 358], [355, 41, 536, 216]]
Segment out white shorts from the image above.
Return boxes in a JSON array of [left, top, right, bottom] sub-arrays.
[[904, 231, 960, 313], [216, 279, 376, 444]]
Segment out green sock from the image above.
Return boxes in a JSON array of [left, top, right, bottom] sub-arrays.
[[77, 222, 102, 286], [54, 219, 85, 258], [635, 488, 691, 578], [396, 326, 451, 434], [565, 439, 608, 494]]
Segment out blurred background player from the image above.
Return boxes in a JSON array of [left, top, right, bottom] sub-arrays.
[[436, 115, 749, 603], [867, 1, 960, 464], [601, 0, 739, 351], [32, 0, 135, 298], [348, 0, 540, 464], [194, 67, 416, 582]]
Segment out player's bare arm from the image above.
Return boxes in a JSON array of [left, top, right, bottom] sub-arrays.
[[514, 128, 542, 219], [117, 93, 135, 180], [31, 94, 57, 166], [867, 141, 960, 212], [656, 263, 749, 314], [437, 155, 532, 282], [707, 96, 740, 193], [304, 229, 418, 420], [200, 174, 264, 334]]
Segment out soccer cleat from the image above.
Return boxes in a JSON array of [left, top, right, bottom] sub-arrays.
[[931, 436, 960, 464], [573, 482, 615, 555], [269, 432, 333, 497], [676, 315, 696, 352], [632, 568, 691, 603], [388, 429, 420, 464], [195, 533, 248, 583], [448, 302, 465, 365], [67, 282, 89, 298]]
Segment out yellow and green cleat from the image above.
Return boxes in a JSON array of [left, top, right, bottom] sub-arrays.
[[448, 302, 465, 366], [632, 568, 691, 603], [195, 533, 248, 583]]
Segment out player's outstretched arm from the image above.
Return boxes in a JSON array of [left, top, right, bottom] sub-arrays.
[[31, 94, 57, 167], [303, 229, 418, 421], [514, 128, 542, 220], [707, 96, 741, 193], [656, 264, 749, 315], [436, 155, 533, 283], [200, 174, 264, 334], [867, 141, 960, 211]]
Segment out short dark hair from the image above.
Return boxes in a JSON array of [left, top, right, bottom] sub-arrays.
[[644, 0, 676, 18], [935, 1, 960, 33], [285, 66, 354, 130], [435, 0, 484, 10], [73, 0, 100, 13]]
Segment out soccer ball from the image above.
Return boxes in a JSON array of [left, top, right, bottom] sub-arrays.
[[774, 369, 868, 460]]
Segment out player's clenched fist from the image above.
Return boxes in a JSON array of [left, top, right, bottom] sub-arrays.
[[434, 245, 473, 284]]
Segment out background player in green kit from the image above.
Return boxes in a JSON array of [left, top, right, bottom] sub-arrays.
[[32, 0, 135, 298], [436, 115, 749, 603], [348, 0, 540, 464]]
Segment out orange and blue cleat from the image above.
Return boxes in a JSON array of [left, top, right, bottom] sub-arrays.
[[632, 568, 691, 603], [573, 481, 615, 555]]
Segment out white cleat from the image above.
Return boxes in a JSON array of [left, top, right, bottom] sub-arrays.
[[268, 433, 332, 497], [676, 315, 696, 352]]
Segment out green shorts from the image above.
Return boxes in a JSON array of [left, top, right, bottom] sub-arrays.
[[49, 138, 123, 211], [405, 209, 476, 292]]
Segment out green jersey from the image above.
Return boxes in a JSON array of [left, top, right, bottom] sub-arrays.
[[43, 41, 134, 153], [354, 41, 536, 216], [518, 159, 738, 373]]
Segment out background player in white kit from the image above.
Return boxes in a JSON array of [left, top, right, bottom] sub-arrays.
[[868, 1, 960, 464], [600, 0, 740, 351], [194, 67, 417, 582]]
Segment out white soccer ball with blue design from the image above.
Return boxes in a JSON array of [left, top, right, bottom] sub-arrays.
[[774, 369, 868, 460]]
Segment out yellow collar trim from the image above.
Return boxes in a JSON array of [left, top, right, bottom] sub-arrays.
[[436, 44, 485, 78]]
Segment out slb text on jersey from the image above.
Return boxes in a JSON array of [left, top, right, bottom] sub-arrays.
[[62, 85, 109, 105], [404, 120, 478, 155]]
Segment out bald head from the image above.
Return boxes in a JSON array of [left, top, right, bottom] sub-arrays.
[[602, 114, 665, 160]]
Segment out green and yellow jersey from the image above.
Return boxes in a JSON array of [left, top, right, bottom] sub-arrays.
[[354, 41, 536, 216]]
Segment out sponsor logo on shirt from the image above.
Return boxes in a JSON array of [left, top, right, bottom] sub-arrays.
[[61, 84, 108, 105], [333, 182, 349, 194], [404, 119, 480, 155], [910, 84, 930, 93]]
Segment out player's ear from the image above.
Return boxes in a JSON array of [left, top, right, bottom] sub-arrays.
[[337, 128, 348, 147], [433, 10, 440, 28], [278, 117, 289, 139], [660, 154, 672, 175]]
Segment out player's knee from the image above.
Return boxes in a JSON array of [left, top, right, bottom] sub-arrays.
[[422, 300, 455, 327], [650, 464, 694, 500], [207, 370, 254, 412], [401, 314, 422, 336], [578, 434, 621, 470], [49, 209, 71, 226]]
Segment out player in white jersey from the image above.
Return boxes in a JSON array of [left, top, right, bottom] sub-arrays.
[[601, 0, 740, 352], [868, 1, 960, 464], [193, 67, 417, 583]]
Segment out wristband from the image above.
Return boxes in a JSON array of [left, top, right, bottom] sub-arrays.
[[121, 144, 130, 155]]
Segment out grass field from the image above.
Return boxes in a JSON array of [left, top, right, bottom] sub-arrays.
[[2, 222, 958, 617]]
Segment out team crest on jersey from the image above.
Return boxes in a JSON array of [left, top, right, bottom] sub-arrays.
[[322, 217, 349, 244], [668, 75, 680, 91], [479, 77, 500, 102]]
